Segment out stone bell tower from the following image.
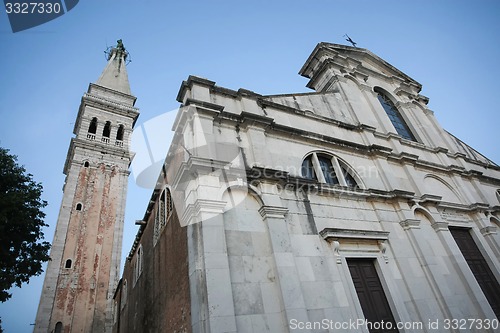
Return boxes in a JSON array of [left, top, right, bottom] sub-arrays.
[[34, 40, 139, 333]]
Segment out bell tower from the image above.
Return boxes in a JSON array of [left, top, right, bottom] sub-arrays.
[[34, 40, 139, 333]]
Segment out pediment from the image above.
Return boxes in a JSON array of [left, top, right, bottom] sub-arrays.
[[300, 42, 421, 91]]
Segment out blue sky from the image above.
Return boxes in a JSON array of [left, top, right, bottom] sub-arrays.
[[1, 1, 500, 331]]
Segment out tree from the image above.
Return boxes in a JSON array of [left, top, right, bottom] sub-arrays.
[[0, 147, 50, 303]]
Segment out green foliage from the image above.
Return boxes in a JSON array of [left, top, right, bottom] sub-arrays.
[[0, 147, 50, 303]]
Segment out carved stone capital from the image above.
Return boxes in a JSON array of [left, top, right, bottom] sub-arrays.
[[431, 221, 449, 232], [180, 199, 227, 227], [480, 225, 497, 236], [258, 206, 288, 220], [399, 219, 421, 230]]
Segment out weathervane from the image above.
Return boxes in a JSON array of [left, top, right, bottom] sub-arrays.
[[344, 34, 357, 47]]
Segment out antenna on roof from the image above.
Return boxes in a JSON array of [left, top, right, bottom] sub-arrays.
[[343, 34, 357, 47]]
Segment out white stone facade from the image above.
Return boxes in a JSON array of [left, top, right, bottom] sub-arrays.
[[166, 43, 500, 332]]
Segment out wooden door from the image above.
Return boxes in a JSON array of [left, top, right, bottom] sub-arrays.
[[450, 227, 500, 318], [347, 258, 399, 333]]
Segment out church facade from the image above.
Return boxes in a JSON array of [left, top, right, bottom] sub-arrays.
[[113, 43, 500, 333]]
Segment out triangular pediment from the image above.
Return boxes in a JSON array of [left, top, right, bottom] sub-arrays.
[[300, 42, 421, 92]]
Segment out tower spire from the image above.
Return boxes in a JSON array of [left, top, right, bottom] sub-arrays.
[[34, 41, 139, 333], [96, 39, 131, 95]]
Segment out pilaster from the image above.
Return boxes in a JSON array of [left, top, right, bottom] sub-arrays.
[[259, 198, 312, 332]]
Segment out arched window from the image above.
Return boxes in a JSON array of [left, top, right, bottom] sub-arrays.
[[116, 125, 124, 141], [115, 125, 125, 147], [75, 203, 82, 211], [154, 187, 173, 245], [84, 161, 90, 168], [65, 259, 72, 269], [375, 89, 416, 141], [88, 117, 97, 134], [302, 153, 359, 187], [134, 245, 143, 285], [54, 322, 63, 333], [102, 121, 111, 138]]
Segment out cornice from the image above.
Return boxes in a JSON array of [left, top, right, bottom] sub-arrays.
[[415, 94, 429, 105], [246, 166, 415, 203], [176, 75, 216, 103], [387, 152, 419, 164], [320, 228, 389, 241], [127, 224, 146, 261], [184, 98, 225, 113], [238, 111, 274, 128], [72, 137, 130, 155], [381, 148, 500, 185], [63, 137, 132, 175], [258, 206, 289, 219], [88, 83, 137, 104], [82, 93, 140, 124]]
